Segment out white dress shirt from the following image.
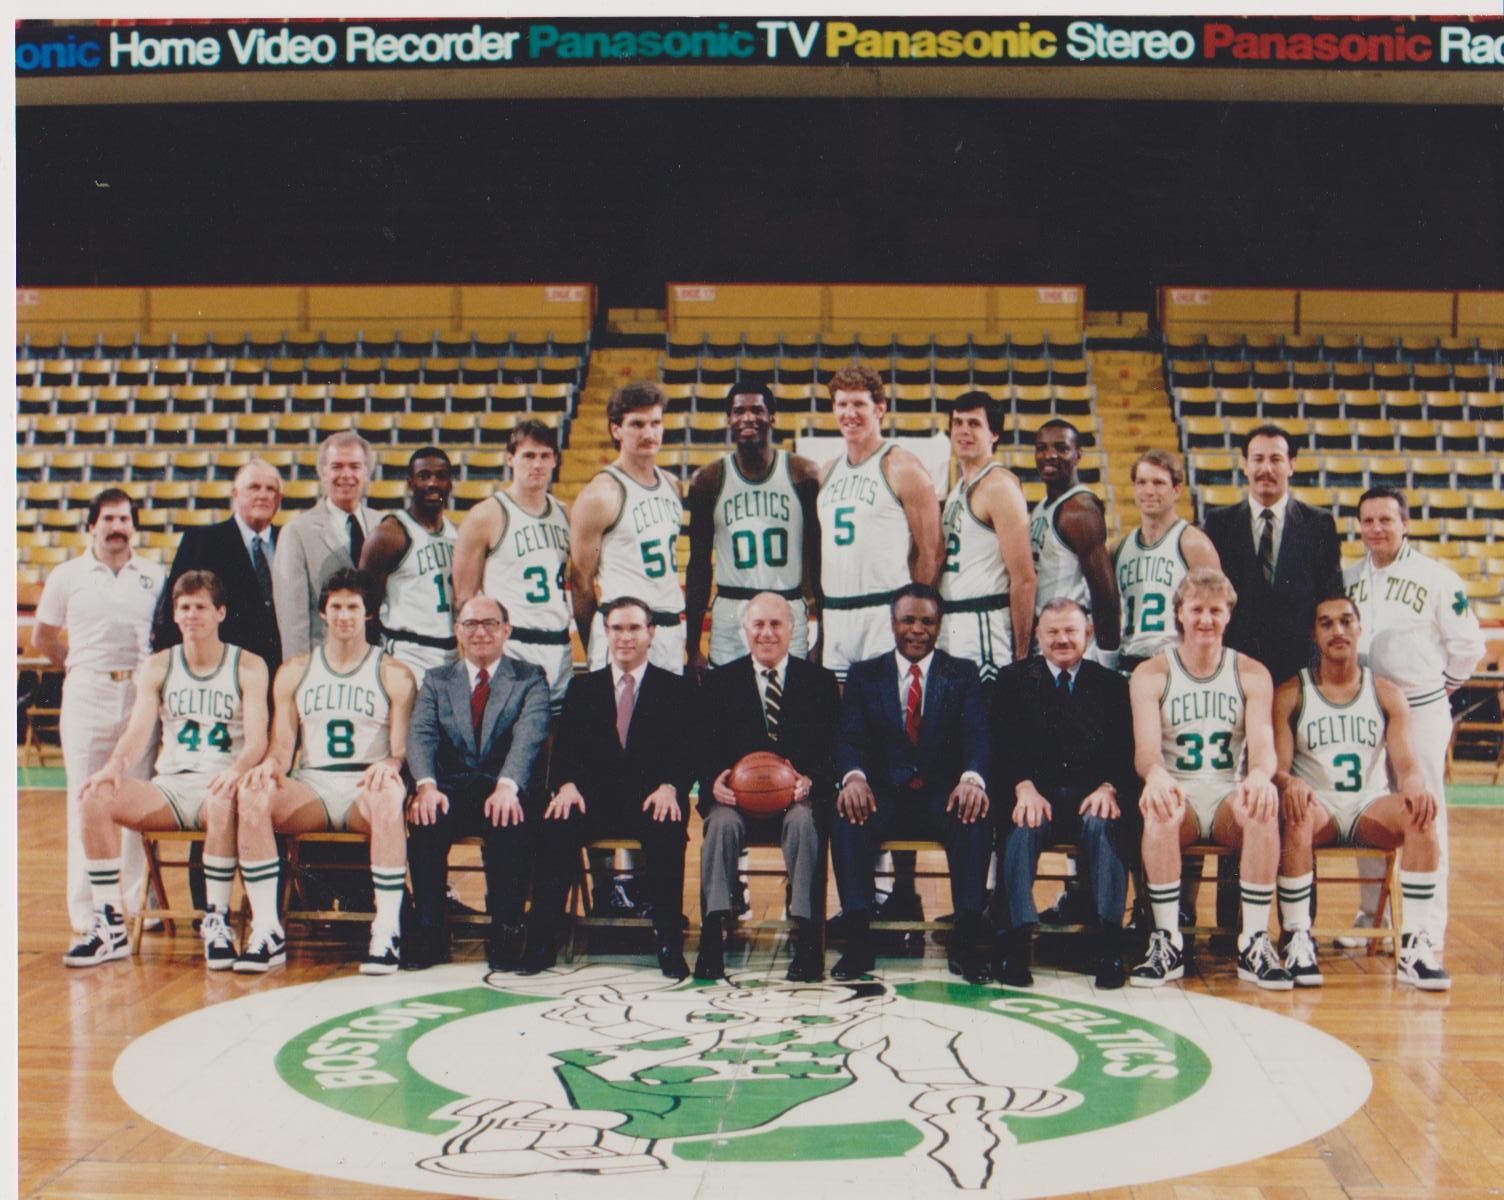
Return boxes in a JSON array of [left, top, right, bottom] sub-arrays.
[[753, 654, 791, 709], [234, 513, 275, 564], [327, 499, 369, 537]]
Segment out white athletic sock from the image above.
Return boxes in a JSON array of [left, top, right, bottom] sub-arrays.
[[86, 857, 124, 911], [203, 854, 237, 913], [240, 857, 280, 930], [1277, 872, 1314, 932], [1147, 880, 1182, 948], [1399, 869, 1441, 938], [1238, 882, 1275, 949], [371, 866, 406, 937]]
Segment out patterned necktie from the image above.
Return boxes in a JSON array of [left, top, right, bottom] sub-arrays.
[[1257, 508, 1275, 584], [470, 665, 490, 744], [251, 535, 273, 606], [904, 663, 922, 745], [348, 513, 365, 564], [763, 668, 782, 742], [616, 672, 636, 748]]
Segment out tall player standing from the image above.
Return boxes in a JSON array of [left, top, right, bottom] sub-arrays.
[[454, 420, 574, 717], [360, 447, 458, 691], [685, 380, 821, 675], [569, 381, 687, 675], [938, 391, 1036, 682]]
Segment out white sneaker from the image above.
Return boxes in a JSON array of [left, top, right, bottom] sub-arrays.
[[361, 928, 401, 975], [201, 906, 237, 971], [63, 906, 129, 967], [1397, 931, 1451, 991], [233, 926, 287, 973], [1283, 928, 1324, 987]]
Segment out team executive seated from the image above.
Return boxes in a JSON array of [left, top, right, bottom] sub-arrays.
[[406, 594, 552, 971], [990, 597, 1137, 990], [829, 583, 993, 983], [520, 596, 696, 978], [694, 592, 840, 983]]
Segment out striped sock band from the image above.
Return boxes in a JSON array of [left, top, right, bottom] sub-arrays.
[[1239, 882, 1275, 948], [1277, 872, 1314, 932], [240, 857, 280, 929], [203, 854, 238, 913], [87, 858, 124, 911], [1399, 868, 1441, 937], [372, 867, 406, 936], [1147, 881, 1182, 945]]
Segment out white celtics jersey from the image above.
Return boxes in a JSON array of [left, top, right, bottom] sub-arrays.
[[1160, 647, 1245, 784], [155, 645, 245, 775], [1115, 520, 1189, 659], [597, 465, 685, 618], [379, 510, 457, 642], [1030, 483, 1096, 615], [484, 491, 571, 632], [295, 645, 391, 770], [714, 451, 803, 597], [819, 442, 911, 602], [1291, 668, 1388, 801], [941, 463, 1011, 606]]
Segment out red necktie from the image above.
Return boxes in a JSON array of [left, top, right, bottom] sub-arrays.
[[905, 663, 922, 745], [471, 666, 490, 743]]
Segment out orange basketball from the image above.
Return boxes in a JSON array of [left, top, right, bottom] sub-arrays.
[[728, 751, 799, 817]]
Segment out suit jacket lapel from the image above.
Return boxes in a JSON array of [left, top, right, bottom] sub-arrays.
[[449, 664, 478, 754], [320, 505, 349, 560], [1274, 500, 1303, 583], [480, 660, 515, 750], [879, 654, 905, 739], [918, 657, 946, 745]]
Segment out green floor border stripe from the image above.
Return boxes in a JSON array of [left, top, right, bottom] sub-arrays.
[[18, 767, 67, 789]]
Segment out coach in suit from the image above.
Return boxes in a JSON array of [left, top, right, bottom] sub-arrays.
[[272, 431, 380, 659], [151, 458, 283, 674], [992, 598, 1138, 989], [830, 583, 992, 983], [695, 592, 839, 983], [407, 594, 551, 971], [521, 596, 696, 978], [1204, 424, 1343, 686]]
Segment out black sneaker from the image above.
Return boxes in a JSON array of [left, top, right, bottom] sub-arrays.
[[234, 926, 287, 973], [1237, 931, 1294, 990], [361, 927, 401, 975], [201, 906, 237, 971], [1129, 930, 1185, 988], [1397, 931, 1451, 991], [63, 906, 129, 968], [1282, 929, 1324, 988]]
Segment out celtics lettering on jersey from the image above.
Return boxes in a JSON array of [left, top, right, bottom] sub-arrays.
[[819, 443, 910, 598], [1293, 669, 1387, 797], [296, 646, 391, 769], [485, 493, 571, 629], [598, 466, 684, 613], [1115, 520, 1188, 658], [1160, 648, 1245, 779], [714, 452, 802, 592], [157, 646, 244, 774], [380, 511, 457, 638]]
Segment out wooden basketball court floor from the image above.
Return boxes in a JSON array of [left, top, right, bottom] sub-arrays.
[[15, 781, 1504, 1199]]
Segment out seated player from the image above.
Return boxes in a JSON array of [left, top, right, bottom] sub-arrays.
[[67, 570, 269, 968], [236, 569, 416, 975], [1273, 595, 1449, 990], [1129, 568, 1292, 990]]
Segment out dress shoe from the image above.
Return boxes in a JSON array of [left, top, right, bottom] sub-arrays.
[[486, 921, 526, 972], [946, 913, 991, 984], [1038, 887, 1093, 926], [785, 918, 824, 982], [1092, 926, 1125, 989], [401, 927, 449, 971], [693, 912, 727, 981], [657, 938, 689, 980], [516, 936, 558, 975], [831, 945, 874, 981], [873, 889, 924, 924], [990, 925, 1034, 988]]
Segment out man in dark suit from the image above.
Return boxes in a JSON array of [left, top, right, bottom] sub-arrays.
[[151, 457, 283, 674], [1203, 424, 1342, 686], [406, 594, 551, 971], [521, 596, 696, 978], [696, 592, 839, 983], [830, 583, 992, 983], [991, 598, 1138, 989]]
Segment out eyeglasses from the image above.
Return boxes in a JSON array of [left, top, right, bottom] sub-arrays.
[[459, 619, 504, 632]]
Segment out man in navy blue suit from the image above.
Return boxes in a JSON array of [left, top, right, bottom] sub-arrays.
[[830, 583, 993, 982]]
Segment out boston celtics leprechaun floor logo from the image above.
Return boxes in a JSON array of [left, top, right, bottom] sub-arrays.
[[115, 963, 1372, 1198]]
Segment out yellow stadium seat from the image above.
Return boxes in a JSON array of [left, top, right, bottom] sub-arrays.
[[40, 509, 85, 532], [1455, 459, 1496, 490], [1353, 420, 1396, 451], [281, 480, 320, 510], [395, 413, 438, 445], [1442, 518, 1490, 543], [272, 414, 314, 445], [367, 480, 406, 510], [355, 414, 396, 444], [436, 414, 474, 445], [48, 453, 88, 483]]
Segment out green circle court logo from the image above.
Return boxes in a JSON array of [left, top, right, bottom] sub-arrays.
[[114, 963, 1371, 1197]]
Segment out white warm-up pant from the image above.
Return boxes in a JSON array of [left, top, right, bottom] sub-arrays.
[[61, 671, 152, 932]]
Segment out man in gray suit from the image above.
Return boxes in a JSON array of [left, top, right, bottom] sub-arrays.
[[272, 431, 380, 658], [407, 594, 551, 971]]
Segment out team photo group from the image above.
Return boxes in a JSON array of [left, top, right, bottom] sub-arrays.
[[37, 364, 1482, 994]]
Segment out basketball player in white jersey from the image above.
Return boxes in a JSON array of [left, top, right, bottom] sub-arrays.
[[67, 571, 269, 968], [816, 363, 942, 681], [1129, 567, 1291, 989], [454, 419, 574, 715], [1273, 596, 1450, 989], [1113, 449, 1221, 675], [361, 447, 457, 691], [1030, 419, 1120, 663], [685, 380, 821, 674], [570, 381, 687, 674], [939, 391, 1036, 682], [237, 569, 415, 975]]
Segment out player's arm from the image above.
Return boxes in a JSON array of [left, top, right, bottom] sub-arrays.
[[32, 621, 66, 669], [567, 474, 620, 655], [1180, 524, 1221, 573], [1437, 567, 1487, 694], [381, 655, 416, 769], [1237, 655, 1279, 819], [1375, 675, 1436, 828], [1058, 495, 1121, 652], [1270, 676, 1314, 824], [884, 446, 942, 587], [82, 653, 170, 795], [228, 652, 271, 776], [682, 460, 722, 674], [453, 497, 505, 613], [789, 454, 823, 605], [1130, 659, 1181, 820], [357, 515, 410, 642], [981, 468, 1036, 656], [244, 656, 306, 788]]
